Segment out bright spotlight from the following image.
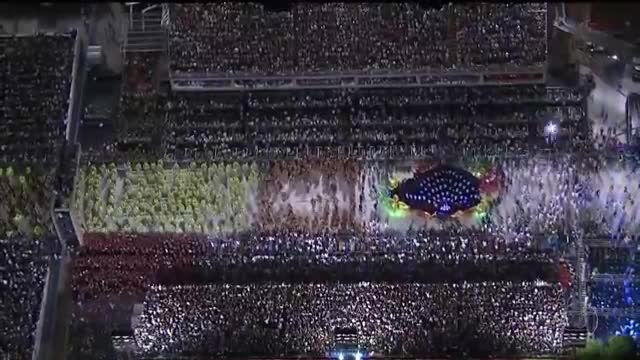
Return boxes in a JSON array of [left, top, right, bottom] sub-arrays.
[[544, 122, 558, 136], [611, 54, 619, 61], [355, 352, 362, 360], [338, 353, 344, 360]]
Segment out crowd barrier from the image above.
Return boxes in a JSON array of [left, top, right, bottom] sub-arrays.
[[170, 68, 547, 92], [66, 28, 89, 144]]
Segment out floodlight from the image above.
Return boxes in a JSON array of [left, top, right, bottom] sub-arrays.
[[544, 122, 558, 136]]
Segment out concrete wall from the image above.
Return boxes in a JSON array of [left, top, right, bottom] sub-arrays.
[[590, 3, 640, 38], [0, 4, 85, 35], [90, 3, 127, 74], [566, 3, 591, 24], [17, 18, 38, 34]]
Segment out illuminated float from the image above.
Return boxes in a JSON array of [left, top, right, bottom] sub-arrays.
[[382, 161, 504, 222]]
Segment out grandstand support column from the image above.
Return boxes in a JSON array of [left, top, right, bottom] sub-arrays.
[[446, 4, 458, 65], [49, 250, 73, 360], [34, 257, 66, 360], [341, 97, 354, 145], [32, 259, 53, 360], [625, 94, 638, 145], [163, 3, 172, 75], [66, 27, 88, 143], [342, 92, 354, 146], [580, 88, 591, 141], [158, 111, 168, 156], [626, 94, 631, 144], [240, 93, 248, 129], [87, 3, 125, 75], [543, 3, 549, 84], [241, 93, 254, 153], [566, 164, 588, 330], [575, 229, 588, 329], [292, 3, 299, 72], [72, 146, 86, 233]]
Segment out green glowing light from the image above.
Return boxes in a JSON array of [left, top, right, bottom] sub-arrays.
[[473, 208, 488, 220], [379, 185, 410, 219], [384, 203, 410, 218], [379, 164, 501, 222]]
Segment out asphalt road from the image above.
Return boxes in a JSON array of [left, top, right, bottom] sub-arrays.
[[565, 3, 590, 23], [578, 47, 640, 145]]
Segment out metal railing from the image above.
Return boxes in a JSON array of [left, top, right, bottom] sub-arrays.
[[64, 31, 82, 142], [626, 94, 639, 145], [80, 141, 593, 165], [125, 2, 141, 25], [170, 68, 547, 91], [543, 4, 549, 85], [71, 145, 86, 238], [123, 3, 167, 53], [576, 231, 588, 328], [31, 256, 54, 360], [133, 355, 567, 360], [121, 7, 128, 59], [141, 4, 161, 32], [161, 3, 170, 28], [591, 308, 640, 317], [32, 195, 64, 360], [591, 273, 638, 282]]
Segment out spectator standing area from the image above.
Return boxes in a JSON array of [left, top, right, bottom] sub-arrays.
[[168, 3, 548, 90], [70, 86, 598, 357], [0, 32, 76, 360], [170, 3, 547, 76], [56, 1, 640, 359]]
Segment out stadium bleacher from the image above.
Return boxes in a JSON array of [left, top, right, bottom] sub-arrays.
[[4, 3, 640, 360], [0, 32, 75, 360]]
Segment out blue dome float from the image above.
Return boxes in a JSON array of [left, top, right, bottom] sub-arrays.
[[389, 164, 482, 217]]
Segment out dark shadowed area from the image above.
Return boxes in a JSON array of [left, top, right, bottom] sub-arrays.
[[589, 3, 640, 40]]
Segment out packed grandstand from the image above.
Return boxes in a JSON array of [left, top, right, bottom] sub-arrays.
[[1, 3, 640, 360]]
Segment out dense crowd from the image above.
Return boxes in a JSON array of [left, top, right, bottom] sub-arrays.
[[77, 161, 258, 233], [0, 171, 57, 360], [0, 30, 75, 360], [587, 244, 639, 323], [170, 3, 547, 75], [75, 152, 640, 241], [496, 154, 640, 241], [0, 168, 53, 239], [7, 3, 640, 359], [0, 237, 48, 360], [0, 33, 75, 165], [594, 316, 640, 343], [117, 53, 163, 146], [590, 280, 639, 309], [579, 160, 640, 236], [256, 159, 361, 232], [588, 246, 639, 274], [165, 93, 245, 158], [152, 85, 589, 161], [62, 3, 640, 356], [72, 115, 639, 357], [134, 282, 565, 357], [69, 228, 563, 358], [488, 156, 579, 236], [94, 50, 591, 161], [70, 152, 640, 356], [71, 231, 558, 302], [122, 53, 156, 97]]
